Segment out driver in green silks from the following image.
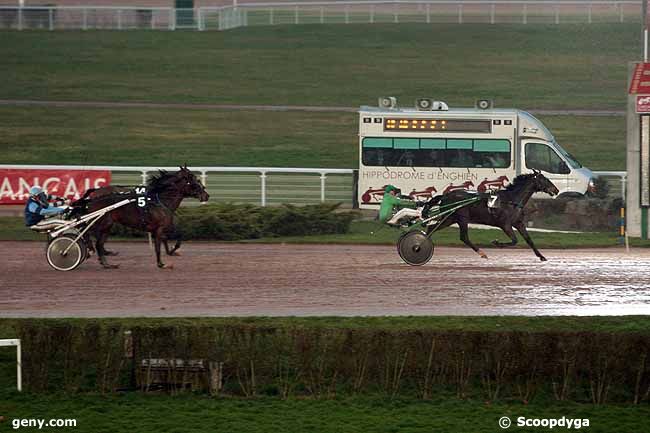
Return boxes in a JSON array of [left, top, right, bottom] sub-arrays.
[[379, 185, 421, 226]]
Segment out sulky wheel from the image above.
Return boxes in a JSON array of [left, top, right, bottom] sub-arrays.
[[397, 230, 434, 266], [46, 234, 87, 271]]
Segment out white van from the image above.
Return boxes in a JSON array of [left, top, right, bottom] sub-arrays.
[[358, 99, 594, 208]]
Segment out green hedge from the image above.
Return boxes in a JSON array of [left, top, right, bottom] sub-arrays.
[[111, 203, 357, 240], [10, 320, 650, 404]]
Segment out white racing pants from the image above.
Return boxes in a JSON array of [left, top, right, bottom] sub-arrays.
[[387, 208, 421, 226]]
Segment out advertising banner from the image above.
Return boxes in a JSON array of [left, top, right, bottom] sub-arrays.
[[0, 169, 111, 204]]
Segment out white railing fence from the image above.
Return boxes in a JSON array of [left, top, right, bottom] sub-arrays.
[[0, 164, 625, 207], [0, 1, 640, 31]]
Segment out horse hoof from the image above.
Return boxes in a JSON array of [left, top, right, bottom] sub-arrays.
[[104, 251, 119, 256], [478, 250, 488, 259], [102, 264, 119, 269], [158, 263, 174, 269], [539, 256, 547, 262]]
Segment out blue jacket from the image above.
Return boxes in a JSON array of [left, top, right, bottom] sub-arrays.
[[24, 197, 65, 226]]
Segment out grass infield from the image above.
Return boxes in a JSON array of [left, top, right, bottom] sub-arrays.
[[0, 24, 638, 109], [0, 392, 648, 433], [0, 107, 625, 170]]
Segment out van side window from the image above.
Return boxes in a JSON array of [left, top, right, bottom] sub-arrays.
[[361, 138, 511, 168], [525, 143, 566, 174]]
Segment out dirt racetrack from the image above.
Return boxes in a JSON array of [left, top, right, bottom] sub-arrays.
[[1, 241, 650, 317]]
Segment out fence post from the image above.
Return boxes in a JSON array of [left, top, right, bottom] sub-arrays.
[[394, 3, 398, 23], [269, 7, 273, 25], [320, 173, 327, 202], [18, 6, 23, 30], [152, 9, 156, 29], [141, 171, 148, 185], [83, 8, 88, 30], [522, 4, 527, 24], [490, 4, 495, 24], [619, 3, 624, 23], [169, 8, 175, 30], [198, 8, 203, 30], [554, 5, 559, 24], [370, 4, 374, 23], [260, 172, 267, 207], [320, 6, 324, 24], [458, 4, 463, 24], [345, 4, 349, 24], [426, 3, 430, 23], [16, 340, 22, 392], [201, 171, 208, 188], [352, 170, 359, 209], [49, 8, 54, 30], [295, 5, 298, 24], [118, 9, 122, 30]]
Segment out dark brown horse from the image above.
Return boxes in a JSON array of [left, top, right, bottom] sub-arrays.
[[425, 170, 559, 261], [73, 166, 209, 268]]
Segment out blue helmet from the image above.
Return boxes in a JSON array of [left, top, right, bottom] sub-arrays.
[[29, 186, 43, 197]]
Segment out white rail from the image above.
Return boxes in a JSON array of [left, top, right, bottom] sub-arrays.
[[0, 164, 625, 204], [0, 339, 22, 392], [0, 1, 640, 31]]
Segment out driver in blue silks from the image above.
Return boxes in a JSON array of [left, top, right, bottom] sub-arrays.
[[24, 186, 67, 226]]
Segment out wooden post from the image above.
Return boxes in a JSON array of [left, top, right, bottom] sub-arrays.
[[209, 361, 223, 396]]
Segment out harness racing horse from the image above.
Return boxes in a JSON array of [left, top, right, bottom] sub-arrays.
[[425, 170, 559, 261], [74, 166, 209, 268]]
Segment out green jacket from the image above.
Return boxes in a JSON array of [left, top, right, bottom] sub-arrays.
[[379, 193, 416, 223]]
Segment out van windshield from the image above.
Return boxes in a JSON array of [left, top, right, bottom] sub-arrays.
[[554, 142, 582, 169]]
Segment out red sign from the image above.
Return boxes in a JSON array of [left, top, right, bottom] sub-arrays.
[[629, 63, 650, 94], [637, 95, 650, 113], [0, 169, 111, 204]]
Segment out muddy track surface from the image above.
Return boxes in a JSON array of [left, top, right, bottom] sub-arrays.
[[1, 242, 649, 317]]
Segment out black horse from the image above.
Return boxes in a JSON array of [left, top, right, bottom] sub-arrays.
[[425, 170, 559, 261], [74, 166, 209, 268]]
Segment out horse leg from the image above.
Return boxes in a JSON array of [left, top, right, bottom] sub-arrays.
[[155, 228, 172, 269], [492, 224, 518, 248], [83, 233, 95, 254], [513, 221, 547, 261], [164, 240, 182, 256], [458, 219, 488, 259], [96, 230, 119, 269], [164, 226, 182, 256]]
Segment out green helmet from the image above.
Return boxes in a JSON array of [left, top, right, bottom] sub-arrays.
[[384, 185, 400, 194]]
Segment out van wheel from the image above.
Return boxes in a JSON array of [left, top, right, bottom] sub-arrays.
[[557, 192, 584, 200]]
